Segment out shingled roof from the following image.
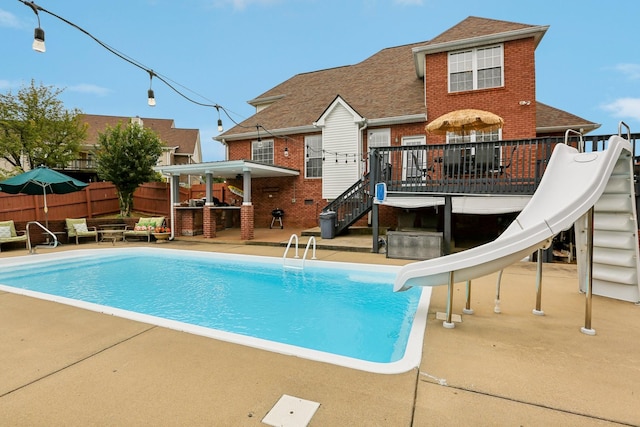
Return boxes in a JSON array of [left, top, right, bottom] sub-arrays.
[[427, 16, 545, 46], [536, 103, 600, 133], [80, 114, 200, 157], [220, 41, 427, 139], [220, 16, 596, 140]]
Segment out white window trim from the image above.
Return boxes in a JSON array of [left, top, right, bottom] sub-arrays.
[[366, 128, 391, 172], [251, 139, 274, 164], [305, 135, 322, 179], [448, 44, 504, 93], [401, 135, 427, 181]]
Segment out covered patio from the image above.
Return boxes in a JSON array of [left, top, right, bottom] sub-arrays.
[[155, 160, 299, 240]]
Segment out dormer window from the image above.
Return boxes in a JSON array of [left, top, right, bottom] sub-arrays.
[[448, 44, 503, 92]]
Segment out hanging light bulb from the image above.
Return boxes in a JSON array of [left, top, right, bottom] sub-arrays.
[[216, 106, 223, 132], [147, 89, 156, 106], [147, 71, 156, 106], [284, 147, 289, 157], [33, 27, 45, 53]]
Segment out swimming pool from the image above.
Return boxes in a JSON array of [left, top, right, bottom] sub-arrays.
[[0, 248, 430, 374]]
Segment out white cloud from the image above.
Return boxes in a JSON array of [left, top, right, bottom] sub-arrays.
[[66, 83, 111, 96], [0, 9, 21, 28], [394, 0, 424, 5], [614, 64, 640, 80], [602, 98, 640, 121]]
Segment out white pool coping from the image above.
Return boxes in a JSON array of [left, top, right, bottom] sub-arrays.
[[0, 247, 431, 374]]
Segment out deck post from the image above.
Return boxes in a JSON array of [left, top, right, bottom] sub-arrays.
[[371, 149, 380, 253], [443, 195, 452, 255]]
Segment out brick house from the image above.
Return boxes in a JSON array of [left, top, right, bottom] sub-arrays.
[[214, 16, 598, 240], [59, 114, 202, 185], [159, 17, 599, 244]]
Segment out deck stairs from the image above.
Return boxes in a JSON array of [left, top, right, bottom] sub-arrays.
[[320, 172, 373, 237]]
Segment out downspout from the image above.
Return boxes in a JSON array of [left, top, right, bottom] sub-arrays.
[[167, 173, 177, 241], [359, 119, 368, 176]]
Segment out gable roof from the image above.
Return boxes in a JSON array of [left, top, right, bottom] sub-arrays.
[[220, 42, 427, 140], [219, 16, 596, 141], [412, 16, 548, 77], [80, 114, 200, 157]]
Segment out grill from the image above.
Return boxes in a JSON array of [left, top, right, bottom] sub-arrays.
[[270, 209, 284, 229]]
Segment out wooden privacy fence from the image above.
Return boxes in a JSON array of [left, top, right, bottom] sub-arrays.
[[0, 181, 229, 223]]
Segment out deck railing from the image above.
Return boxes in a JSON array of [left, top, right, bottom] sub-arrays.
[[370, 133, 639, 196]]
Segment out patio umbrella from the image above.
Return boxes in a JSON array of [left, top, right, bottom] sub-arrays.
[[0, 166, 88, 229], [426, 109, 504, 135]]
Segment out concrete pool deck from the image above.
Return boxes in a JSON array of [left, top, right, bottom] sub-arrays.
[[1, 233, 639, 426]]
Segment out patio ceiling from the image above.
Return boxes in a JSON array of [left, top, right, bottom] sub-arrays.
[[155, 160, 300, 179]]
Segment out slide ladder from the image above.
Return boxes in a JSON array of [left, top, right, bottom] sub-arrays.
[[282, 234, 317, 269], [576, 123, 640, 303]]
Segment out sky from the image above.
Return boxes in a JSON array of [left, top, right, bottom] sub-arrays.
[[1, 0, 639, 162]]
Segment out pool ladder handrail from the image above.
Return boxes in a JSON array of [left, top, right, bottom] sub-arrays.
[[26, 221, 59, 254], [283, 234, 317, 269]]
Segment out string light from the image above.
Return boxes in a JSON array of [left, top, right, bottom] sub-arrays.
[[18, 0, 240, 130], [18, 1, 370, 151]]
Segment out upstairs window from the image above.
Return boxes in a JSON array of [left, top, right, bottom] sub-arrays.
[[252, 139, 273, 164], [305, 135, 322, 178], [449, 45, 503, 92]]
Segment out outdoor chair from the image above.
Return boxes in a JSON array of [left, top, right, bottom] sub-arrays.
[[0, 220, 28, 252], [473, 145, 500, 175], [411, 152, 433, 179], [124, 217, 165, 242], [65, 218, 98, 245]]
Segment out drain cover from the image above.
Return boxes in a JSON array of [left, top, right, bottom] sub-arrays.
[[262, 394, 320, 427]]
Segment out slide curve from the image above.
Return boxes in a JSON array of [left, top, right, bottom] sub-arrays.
[[394, 135, 634, 292]]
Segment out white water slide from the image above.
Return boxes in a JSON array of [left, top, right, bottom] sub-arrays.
[[394, 135, 640, 320]]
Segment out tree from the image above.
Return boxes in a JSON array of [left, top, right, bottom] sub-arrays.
[[0, 80, 86, 173], [95, 121, 163, 217]]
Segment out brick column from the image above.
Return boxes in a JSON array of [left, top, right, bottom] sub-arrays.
[[203, 205, 216, 238], [174, 208, 183, 236], [240, 203, 254, 240]]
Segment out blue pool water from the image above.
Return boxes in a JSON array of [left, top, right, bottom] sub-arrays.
[[0, 248, 430, 373]]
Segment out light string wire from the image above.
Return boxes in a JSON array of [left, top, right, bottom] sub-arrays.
[[18, 0, 364, 160], [17, 0, 243, 126]]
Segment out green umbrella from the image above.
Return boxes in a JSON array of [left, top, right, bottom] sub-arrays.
[[0, 166, 88, 228]]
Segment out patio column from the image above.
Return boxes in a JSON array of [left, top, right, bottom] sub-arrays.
[[203, 171, 215, 238], [205, 172, 212, 203], [241, 169, 254, 240], [242, 169, 252, 203]]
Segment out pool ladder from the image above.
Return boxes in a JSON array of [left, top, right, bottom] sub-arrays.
[[283, 234, 317, 269]]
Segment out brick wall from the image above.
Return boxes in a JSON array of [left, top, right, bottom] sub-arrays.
[[424, 37, 538, 143]]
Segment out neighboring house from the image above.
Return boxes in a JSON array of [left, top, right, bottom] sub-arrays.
[[59, 114, 202, 184], [207, 16, 605, 247]]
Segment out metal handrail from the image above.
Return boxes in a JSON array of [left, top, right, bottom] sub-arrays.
[[283, 234, 316, 269], [26, 221, 59, 254], [301, 236, 317, 268], [565, 128, 584, 153]]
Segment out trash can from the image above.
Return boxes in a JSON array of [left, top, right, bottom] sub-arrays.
[[319, 211, 336, 239]]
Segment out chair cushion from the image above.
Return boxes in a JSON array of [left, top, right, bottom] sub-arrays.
[[66, 218, 90, 236], [73, 223, 89, 233], [0, 226, 12, 238], [0, 220, 17, 237]]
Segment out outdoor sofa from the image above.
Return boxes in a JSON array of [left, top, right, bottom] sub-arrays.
[[124, 217, 165, 242]]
